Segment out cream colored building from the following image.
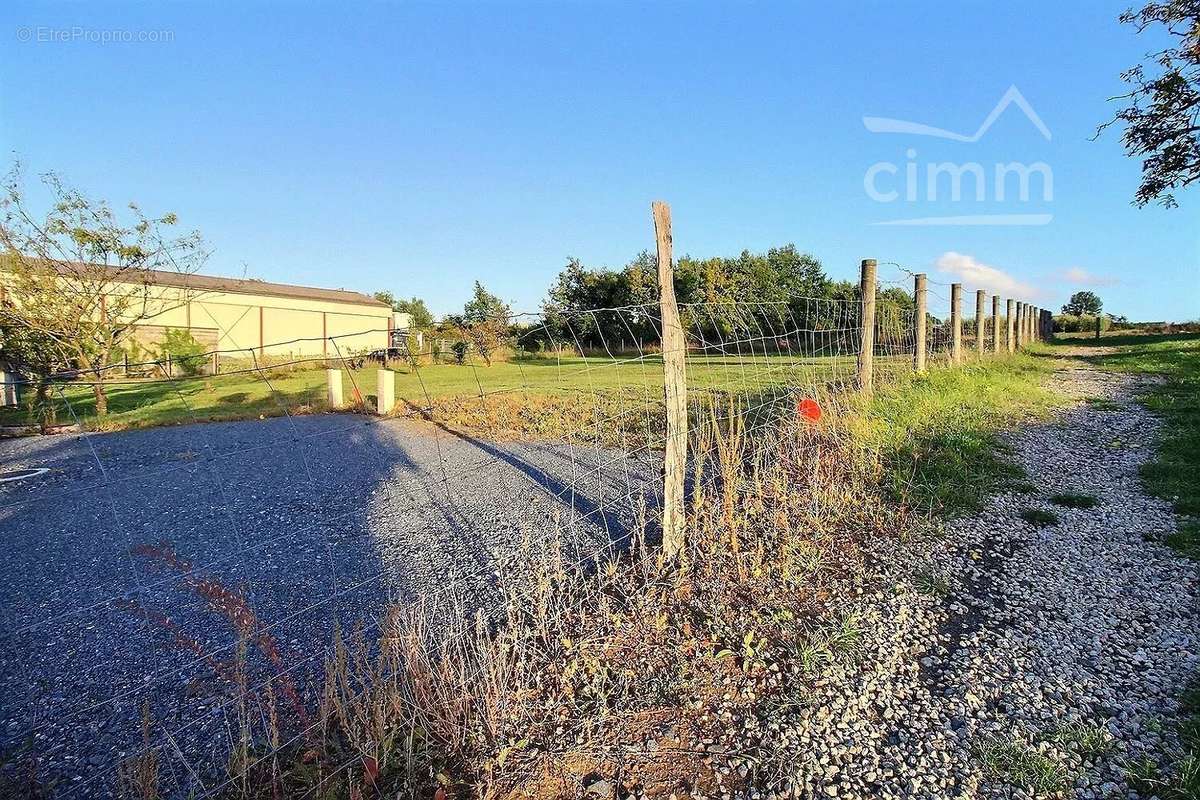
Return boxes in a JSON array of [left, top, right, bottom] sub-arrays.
[[123, 269, 394, 362]]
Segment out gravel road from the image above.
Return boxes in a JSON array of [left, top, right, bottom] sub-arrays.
[[759, 350, 1199, 799], [0, 411, 655, 797]]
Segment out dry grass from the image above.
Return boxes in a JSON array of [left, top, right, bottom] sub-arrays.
[[154, 397, 901, 799]]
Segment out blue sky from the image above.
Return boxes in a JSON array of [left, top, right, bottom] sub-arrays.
[[1, 1, 1197, 321]]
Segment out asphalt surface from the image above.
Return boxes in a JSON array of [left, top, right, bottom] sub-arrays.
[[0, 412, 656, 798]]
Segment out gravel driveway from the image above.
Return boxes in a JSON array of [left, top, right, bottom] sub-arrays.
[[767, 350, 1199, 798], [0, 411, 655, 797]]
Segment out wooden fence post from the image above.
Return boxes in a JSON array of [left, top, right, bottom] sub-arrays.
[[653, 201, 687, 561], [951, 283, 962, 365], [1006, 299, 1015, 353], [858, 259, 877, 395], [914, 273, 927, 373], [1015, 302, 1024, 349], [991, 295, 1000, 353], [975, 290, 986, 355]]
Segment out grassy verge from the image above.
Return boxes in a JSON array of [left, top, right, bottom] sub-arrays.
[[1064, 332, 1200, 558], [856, 353, 1059, 516]]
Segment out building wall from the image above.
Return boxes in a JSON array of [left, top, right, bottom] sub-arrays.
[[132, 285, 391, 361]]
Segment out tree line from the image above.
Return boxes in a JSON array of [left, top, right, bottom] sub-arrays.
[[377, 245, 919, 356]]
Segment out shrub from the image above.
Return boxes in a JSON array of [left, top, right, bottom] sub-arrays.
[[157, 328, 208, 376], [1054, 314, 1111, 334]]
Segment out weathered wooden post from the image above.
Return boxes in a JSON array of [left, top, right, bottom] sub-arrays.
[[653, 201, 688, 561], [376, 368, 395, 415], [326, 368, 343, 407], [951, 283, 963, 365], [914, 273, 927, 373], [975, 290, 986, 356], [858, 258, 877, 395], [991, 295, 1001, 353], [1006, 299, 1016, 353], [1015, 302, 1024, 349]]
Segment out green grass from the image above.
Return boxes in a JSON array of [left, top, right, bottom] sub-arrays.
[[1049, 492, 1099, 509], [1062, 332, 1200, 557], [860, 354, 1060, 516], [976, 735, 1068, 793], [0, 353, 853, 432], [1019, 507, 1060, 527], [1124, 676, 1200, 798], [913, 570, 951, 597], [1049, 721, 1113, 758]]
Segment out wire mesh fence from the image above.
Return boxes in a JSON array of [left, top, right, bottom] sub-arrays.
[[0, 252, 1050, 798]]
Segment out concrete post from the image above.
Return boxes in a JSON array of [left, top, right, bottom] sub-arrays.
[[1006, 299, 1015, 353], [376, 368, 395, 415], [914, 273, 927, 373], [858, 259, 877, 395], [975, 290, 986, 356], [951, 283, 963, 365], [326, 368, 343, 407], [992, 295, 1001, 354]]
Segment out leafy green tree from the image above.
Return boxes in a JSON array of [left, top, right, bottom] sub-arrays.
[[1099, 0, 1200, 207], [394, 297, 434, 329], [0, 317, 66, 429], [0, 167, 207, 416], [540, 245, 832, 351], [462, 281, 509, 325], [1062, 291, 1103, 315], [374, 291, 435, 329], [157, 328, 207, 376], [446, 281, 510, 364]]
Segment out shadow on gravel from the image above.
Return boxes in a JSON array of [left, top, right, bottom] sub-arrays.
[[0, 410, 652, 798]]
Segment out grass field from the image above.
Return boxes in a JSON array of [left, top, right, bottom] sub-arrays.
[[0, 352, 898, 432]]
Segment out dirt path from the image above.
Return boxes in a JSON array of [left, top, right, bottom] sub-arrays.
[[775, 350, 1200, 799]]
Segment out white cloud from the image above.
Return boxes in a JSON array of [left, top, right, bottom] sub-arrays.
[[1059, 267, 1118, 287], [934, 252, 1038, 298]]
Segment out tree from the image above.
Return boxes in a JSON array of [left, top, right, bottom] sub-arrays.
[[0, 318, 67, 430], [1062, 291, 1104, 315], [539, 245, 831, 352], [0, 167, 207, 416], [1099, 0, 1200, 207], [447, 281, 510, 364], [394, 297, 434, 329], [373, 291, 435, 329]]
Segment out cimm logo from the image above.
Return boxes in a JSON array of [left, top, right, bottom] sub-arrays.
[[862, 86, 1054, 226]]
